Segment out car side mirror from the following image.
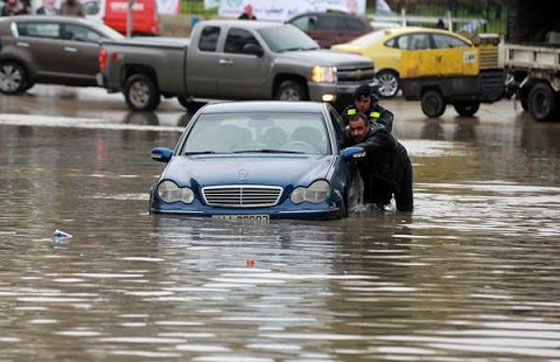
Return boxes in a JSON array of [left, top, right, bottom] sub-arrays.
[[151, 147, 173, 163], [341, 146, 366, 160], [243, 43, 264, 57]]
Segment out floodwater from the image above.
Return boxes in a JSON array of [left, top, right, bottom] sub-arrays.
[[1, 86, 560, 361]]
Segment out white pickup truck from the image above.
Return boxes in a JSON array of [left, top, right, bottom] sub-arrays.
[[98, 19, 376, 112], [500, 0, 560, 122]]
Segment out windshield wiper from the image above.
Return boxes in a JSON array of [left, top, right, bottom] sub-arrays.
[[278, 47, 304, 52], [184, 151, 218, 155], [234, 149, 305, 154]]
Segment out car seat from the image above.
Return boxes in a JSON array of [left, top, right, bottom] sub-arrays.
[[292, 126, 325, 153], [262, 127, 288, 149]]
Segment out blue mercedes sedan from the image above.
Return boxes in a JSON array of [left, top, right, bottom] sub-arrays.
[[149, 101, 365, 221]]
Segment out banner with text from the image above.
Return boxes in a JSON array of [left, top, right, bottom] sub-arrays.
[[219, 0, 366, 21]]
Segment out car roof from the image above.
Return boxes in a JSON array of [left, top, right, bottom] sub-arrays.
[[201, 101, 326, 114], [288, 11, 366, 20], [382, 26, 470, 38], [199, 20, 290, 30]]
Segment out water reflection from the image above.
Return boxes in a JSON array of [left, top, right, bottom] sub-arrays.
[[1, 99, 560, 360]]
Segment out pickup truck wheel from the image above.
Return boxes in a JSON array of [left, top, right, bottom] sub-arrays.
[[0, 61, 28, 95], [375, 70, 399, 98], [421, 90, 446, 118], [177, 96, 205, 114], [453, 101, 480, 117], [124, 74, 160, 111], [528, 82, 556, 122], [275, 80, 308, 101]]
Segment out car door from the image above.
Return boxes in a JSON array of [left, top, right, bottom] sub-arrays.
[[315, 14, 340, 48], [214, 27, 268, 99], [399, 32, 439, 78], [61, 23, 103, 84], [430, 33, 476, 76], [185, 25, 221, 97], [14, 21, 65, 78]]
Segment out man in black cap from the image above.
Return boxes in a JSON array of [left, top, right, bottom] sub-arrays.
[[343, 112, 413, 212], [342, 84, 394, 133]]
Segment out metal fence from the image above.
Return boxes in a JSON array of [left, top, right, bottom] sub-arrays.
[[179, 0, 507, 34]]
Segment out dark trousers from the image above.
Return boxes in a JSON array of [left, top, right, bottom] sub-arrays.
[[394, 156, 413, 212]]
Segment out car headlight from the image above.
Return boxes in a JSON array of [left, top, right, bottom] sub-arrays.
[[157, 180, 195, 204], [310, 66, 337, 83], [290, 180, 331, 204]]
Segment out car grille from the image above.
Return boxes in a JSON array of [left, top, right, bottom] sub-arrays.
[[479, 70, 505, 102], [202, 185, 283, 208], [479, 45, 499, 69], [337, 65, 375, 83]]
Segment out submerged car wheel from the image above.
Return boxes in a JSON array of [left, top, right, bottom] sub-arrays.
[[421, 90, 446, 118], [528, 82, 557, 122], [124, 74, 160, 111], [275, 80, 308, 101], [0, 61, 28, 95], [375, 70, 399, 98], [453, 101, 480, 117]]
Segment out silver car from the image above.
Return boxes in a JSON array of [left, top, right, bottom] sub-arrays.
[[0, 15, 123, 94]]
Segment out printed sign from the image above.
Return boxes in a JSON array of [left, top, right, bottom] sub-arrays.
[[463, 51, 477, 63], [156, 0, 179, 14], [219, 0, 366, 21]]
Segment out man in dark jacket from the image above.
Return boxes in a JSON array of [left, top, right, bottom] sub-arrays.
[[342, 84, 394, 133], [343, 112, 413, 212]]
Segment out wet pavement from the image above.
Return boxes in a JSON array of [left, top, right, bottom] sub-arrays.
[[1, 85, 560, 361]]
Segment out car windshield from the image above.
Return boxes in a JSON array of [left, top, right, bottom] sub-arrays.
[[96, 23, 125, 39], [182, 112, 330, 155], [349, 29, 388, 46], [258, 26, 319, 52]]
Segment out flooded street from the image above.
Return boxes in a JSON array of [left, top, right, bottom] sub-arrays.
[[1, 86, 560, 361]]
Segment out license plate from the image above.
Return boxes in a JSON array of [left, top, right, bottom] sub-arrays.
[[213, 214, 270, 223]]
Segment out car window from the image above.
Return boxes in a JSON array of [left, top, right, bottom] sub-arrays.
[[328, 107, 345, 145], [290, 15, 317, 32], [258, 26, 318, 52], [198, 26, 220, 52], [384, 36, 398, 48], [344, 16, 365, 32], [82, 0, 100, 15], [183, 112, 330, 155], [224, 28, 260, 54], [432, 33, 470, 48], [406, 33, 431, 50], [317, 14, 342, 31], [16, 22, 60, 39], [63, 24, 101, 43]]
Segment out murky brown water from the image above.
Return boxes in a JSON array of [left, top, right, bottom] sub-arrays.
[[1, 87, 560, 361]]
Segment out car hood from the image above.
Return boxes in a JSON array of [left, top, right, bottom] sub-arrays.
[[163, 154, 334, 188], [278, 49, 373, 68]]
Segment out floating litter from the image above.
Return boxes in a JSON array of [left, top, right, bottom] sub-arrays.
[[54, 229, 73, 238], [246, 258, 255, 268]]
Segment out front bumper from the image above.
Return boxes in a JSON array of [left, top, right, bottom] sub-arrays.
[[151, 197, 342, 221], [308, 79, 378, 102]]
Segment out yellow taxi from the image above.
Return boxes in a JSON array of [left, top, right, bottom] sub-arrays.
[[332, 27, 474, 98]]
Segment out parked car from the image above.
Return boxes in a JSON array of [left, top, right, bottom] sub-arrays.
[[83, 0, 159, 36], [149, 101, 365, 221], [0, 15, 124, 94], [286, 11, 374, 49], [332, 27, 475, 98], [99, 20, 375, 112]]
